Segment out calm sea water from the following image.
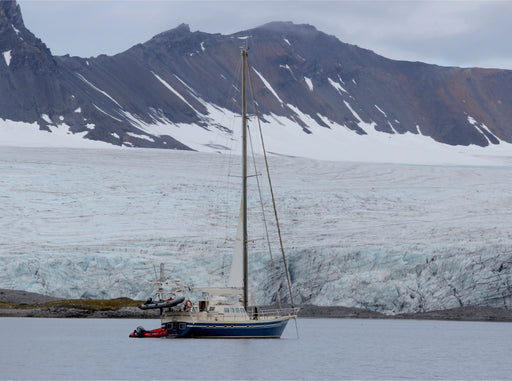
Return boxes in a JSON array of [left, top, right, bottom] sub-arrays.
[[1, 317, 511, 380]]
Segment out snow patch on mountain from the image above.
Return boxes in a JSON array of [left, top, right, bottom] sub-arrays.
[[252, 68, 284, 107], [329, 77, 349, 94], [375, 105, 388, 117], [0, 119, 113, 148], [77, 73, 122, 109], [173, 74, 200, 98], [11, 24, 21, 35], [2, 50, 11, 66], [343, 100, 363, 123], [126, 132, 155, 142], [467, 115, 500, 144], [280, 64, 296, 79], [4, 95, 512, 166], [41, 114, 52, 125], [93, 104, 122, 122], [304, 77, 314, 91], [152, 72, 198, 113]]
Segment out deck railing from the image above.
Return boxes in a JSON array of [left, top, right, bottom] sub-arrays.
[[248, 307, 300, 320], [163, 306, 299, 322]]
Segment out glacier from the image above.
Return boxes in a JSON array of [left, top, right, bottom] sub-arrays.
[[1, 146, 511, 314]]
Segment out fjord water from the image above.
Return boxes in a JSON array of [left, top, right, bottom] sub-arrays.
[[1, 317, 511, 380]]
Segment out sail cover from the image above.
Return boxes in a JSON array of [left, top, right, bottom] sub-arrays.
[[228, 202, 244, 288]]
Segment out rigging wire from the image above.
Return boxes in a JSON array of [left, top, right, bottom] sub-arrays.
[[247, 115, 283, 309]]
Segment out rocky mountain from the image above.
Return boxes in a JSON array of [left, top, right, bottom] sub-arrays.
[[1, 0, 512, 150]]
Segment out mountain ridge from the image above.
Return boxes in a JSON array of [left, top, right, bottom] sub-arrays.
[[1, 0, 512, 155]]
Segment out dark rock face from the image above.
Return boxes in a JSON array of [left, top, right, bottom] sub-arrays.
[[1, 0, 512, 148], [0, 288, 61, 304], [0, 0, 60, 123]]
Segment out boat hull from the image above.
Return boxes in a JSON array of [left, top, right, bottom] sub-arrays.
[[163, 317, 290, 338]]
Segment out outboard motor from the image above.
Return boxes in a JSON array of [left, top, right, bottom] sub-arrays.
[[135, 326, 146, 337]]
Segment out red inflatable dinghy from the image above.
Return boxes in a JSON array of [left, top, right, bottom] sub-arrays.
[[130, 326, 168, 338]]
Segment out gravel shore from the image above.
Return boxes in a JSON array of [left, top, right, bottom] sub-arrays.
[[2, 289, 512, 321]]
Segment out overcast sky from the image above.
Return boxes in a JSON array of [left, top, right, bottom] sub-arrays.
[[16, 0, 512, 70]]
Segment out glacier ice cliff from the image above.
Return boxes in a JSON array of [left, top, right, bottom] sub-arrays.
[[1, 147, 511, 314]]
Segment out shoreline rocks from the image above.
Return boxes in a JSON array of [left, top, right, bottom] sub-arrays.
[[2, 289, 512, 321]]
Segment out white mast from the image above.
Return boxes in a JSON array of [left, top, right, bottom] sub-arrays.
[[242, 49, 248, 312]]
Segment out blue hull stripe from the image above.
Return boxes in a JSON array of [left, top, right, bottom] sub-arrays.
[[164, 319, 289, 338]]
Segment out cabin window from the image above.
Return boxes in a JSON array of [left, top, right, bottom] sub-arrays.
[[166, 323, 175, 330], [179, 323, 186, 330], [240, 308, 245, 313], [224, 307, 229, 313], [230, 308, 235, 313], [235, 308, 240, 313]]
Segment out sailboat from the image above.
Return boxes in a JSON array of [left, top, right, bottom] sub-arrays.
[[134, 49, 298, 338]]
